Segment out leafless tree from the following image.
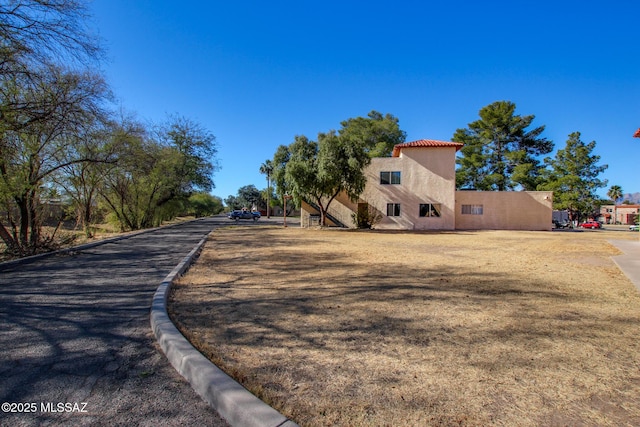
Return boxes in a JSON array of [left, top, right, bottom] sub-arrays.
[[0, 0, 101, 71]]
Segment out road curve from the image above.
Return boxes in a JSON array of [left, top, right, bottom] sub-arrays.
[[0, 217, 230, 426]]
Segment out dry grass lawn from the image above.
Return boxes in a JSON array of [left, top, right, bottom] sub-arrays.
[[169, 226, 640, 427]]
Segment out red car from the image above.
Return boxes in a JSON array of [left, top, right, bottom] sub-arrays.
[[579, 221, 601, 229]]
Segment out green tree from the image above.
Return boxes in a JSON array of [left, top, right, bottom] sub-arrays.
[[187, 192, 223, 217], [54, 120, 116, 238], [0, 67, 109, 254], [271, 144, 291, 211], [455, 101, 553, 191], [158, 115, 218, 194], [0, 0, 108, 255], [237, 184, 262, 210], [99, 122, 166, 230], [338, 110, 406, 158], [607, 185, 623, 203], [98, 116, 218, 231], [273, 111, 405, 226], [261, 186, 277, 213], [607, 185, 623, 224], [259, 160, 273, 217], [285, 130, 370, 226], [223, 195, 240, 211], [538, 132, 608, 223], [225, 185, 262, 210]]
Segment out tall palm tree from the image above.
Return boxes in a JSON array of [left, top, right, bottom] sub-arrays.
[[607, 185, 623, 224], [259, 160, 273, 218]]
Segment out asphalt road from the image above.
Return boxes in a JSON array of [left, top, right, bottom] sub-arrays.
[[0, 217, 233, 427]]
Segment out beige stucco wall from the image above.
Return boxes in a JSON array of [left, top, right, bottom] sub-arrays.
[[300, 194, 358, 228], [599, 204, 640, 224], [361, 147, 457, 230], [454, 191, 553, 231], [299, 145, 553, 231], [326, 191, 359, 227]]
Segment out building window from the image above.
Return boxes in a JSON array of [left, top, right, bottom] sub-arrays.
[[380, 171, 401, 185], [419, 203, 441, 217], [386, 203, 401, 216], [461, 204, 483, 215]]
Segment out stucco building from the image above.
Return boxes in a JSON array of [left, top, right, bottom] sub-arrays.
[[301, 139, 553, 231], [599, 204, 640, 225]]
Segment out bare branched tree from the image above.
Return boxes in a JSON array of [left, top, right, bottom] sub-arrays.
[[0, 1, 109, 255], [0, 65, 110, 254], [0, 0, 101, 71]]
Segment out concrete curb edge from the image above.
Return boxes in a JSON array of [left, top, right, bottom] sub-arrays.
[[150, 234, 299, 427]]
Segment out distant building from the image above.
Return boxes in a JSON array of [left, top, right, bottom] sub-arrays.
[[599, 204, 640, 225], [301, 139, 553, 230]]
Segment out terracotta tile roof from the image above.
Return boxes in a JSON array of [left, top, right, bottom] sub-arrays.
[[392, 139, 464, 157], [634, 128, 640, 138]]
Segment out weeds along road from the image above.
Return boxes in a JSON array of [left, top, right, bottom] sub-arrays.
[[0, 217, 233, 427]]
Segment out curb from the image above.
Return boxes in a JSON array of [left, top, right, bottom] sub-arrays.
[[150, 234, 299, 427]]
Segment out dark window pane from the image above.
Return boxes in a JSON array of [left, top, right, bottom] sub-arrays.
[[387, 203, 400, 216], [391, 171, 401, 184], [380, 172, 390, 185]]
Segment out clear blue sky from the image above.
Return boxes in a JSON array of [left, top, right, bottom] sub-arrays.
[[89, 1, 640, 202]]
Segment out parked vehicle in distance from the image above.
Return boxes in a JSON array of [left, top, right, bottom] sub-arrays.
[[630, 224, 639, 231], [227, 210, 260, 221], [579, 221, 601, 229], [553, 220, 571, 229]]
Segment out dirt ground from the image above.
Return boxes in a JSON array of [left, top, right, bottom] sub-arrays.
[[169, 226, 640, 427]]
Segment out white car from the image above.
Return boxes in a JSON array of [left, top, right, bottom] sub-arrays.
[[630, 224, 639, 231]]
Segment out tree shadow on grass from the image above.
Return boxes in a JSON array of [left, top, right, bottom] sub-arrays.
[[170, 236, 632, 362], [170, 227, 640, 426]]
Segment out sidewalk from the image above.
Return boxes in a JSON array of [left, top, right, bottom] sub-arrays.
[[610, 239, 640, 292]]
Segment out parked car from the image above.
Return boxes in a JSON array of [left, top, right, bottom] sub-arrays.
[[579, 221, 601, 229], [553, 219, 571, 229], [227, 210, 261, 221], [630, 224, 639, 231]]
